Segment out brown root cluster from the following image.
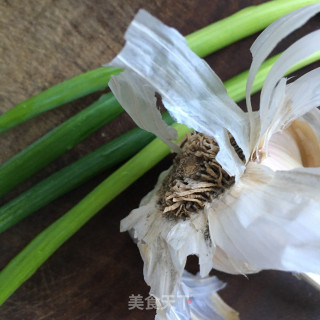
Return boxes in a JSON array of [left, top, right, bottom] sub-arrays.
[[158, 132, 244, 219]]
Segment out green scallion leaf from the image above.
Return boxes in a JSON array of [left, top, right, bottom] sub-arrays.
[[0, 113, 173, 233], [0, 93, 122, 197], [0, 67, 122, 134], [186, 0, 320, 57]]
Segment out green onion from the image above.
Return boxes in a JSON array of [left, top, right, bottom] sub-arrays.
[[0, 67, 122, 134], [186, 0, 320, 58], [0, 93, 123, 197], [0, 0, 316, 134], [0, 113, 173, 234], [0, 128, 152, 233], [1, 51, 319, 305]]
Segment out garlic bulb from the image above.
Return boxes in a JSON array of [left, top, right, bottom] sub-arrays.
[[108, 4, 320, 318]]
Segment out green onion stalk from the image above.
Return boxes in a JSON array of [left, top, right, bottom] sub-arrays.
[[0, 112, 173, 234], [0, 0, 317, 134], [0, 93, 123, 197], [0, 50, 319, 305]]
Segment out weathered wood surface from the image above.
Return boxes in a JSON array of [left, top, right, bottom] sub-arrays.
[[0, 0, 320, 319]]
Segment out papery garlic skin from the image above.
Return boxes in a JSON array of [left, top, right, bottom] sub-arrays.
[[155, 271, 239, 320], [110, 3, 320, 318], [299, 273, 320, 291], [108, 9, 249, 178], [209, 161, 320, 274], [121, 169, 215, 300]]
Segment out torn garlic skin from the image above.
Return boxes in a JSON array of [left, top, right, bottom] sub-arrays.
[[108, 3, 320, 318]]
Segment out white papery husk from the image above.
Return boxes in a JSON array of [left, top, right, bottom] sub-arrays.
[[111, 3, 320, 318], [155, 270, 239, 320]]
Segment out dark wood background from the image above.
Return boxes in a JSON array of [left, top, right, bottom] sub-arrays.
[[1, 0, 320, 319]]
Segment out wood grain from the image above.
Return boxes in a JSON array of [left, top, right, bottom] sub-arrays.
[[0, 0, 320, 319]]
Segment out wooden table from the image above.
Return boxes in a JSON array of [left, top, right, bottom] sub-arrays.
[[0, 0, 320, 319]]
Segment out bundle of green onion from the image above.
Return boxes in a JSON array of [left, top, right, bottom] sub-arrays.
[[0, 0, 319, 306]]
